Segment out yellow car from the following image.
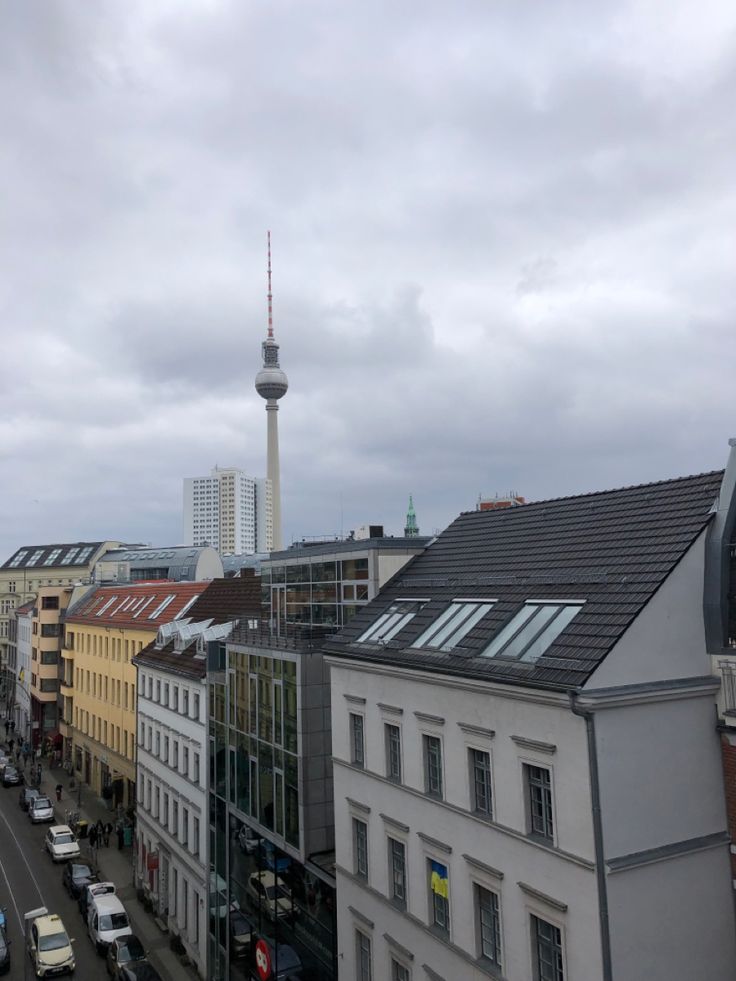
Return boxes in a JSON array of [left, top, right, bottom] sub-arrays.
[[26, 910, 75, 977]]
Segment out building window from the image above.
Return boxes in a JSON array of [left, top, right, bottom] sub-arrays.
[[193, 752, 200, 784], [193, 816, 200, 856], [356, 599, 428, 644], [385, 724, 402, 782], [525, 764, 554, 842], [422, 735, 443, 798], [469, 749, 493, 817], [531, 915, 564, 981], [183, 745, 189, 777], [391, 961, 410, 981], [412, 599, 495, 650], [481, 602, 583, 663], [355, 930, 372, 981], [41, 595, 59, 610], [428, 859, 449, 934], [719, 660, 736, 714], [476, 884, 502, 966], [193, 692, 200, 719], [350, 713, 365, 767], [388, 838, 407, 908], [182, 807, 189, 847], [353, 818, 368, 879]]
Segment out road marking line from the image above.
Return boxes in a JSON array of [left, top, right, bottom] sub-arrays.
[[0, 806, 45, 930]]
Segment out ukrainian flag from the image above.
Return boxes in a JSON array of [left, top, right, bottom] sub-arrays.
[[430, 860, 448, 899]]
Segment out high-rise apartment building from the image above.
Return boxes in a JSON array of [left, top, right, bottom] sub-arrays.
[[183, 467, 273, 555]]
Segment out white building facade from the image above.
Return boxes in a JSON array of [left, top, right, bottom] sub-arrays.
[[326, 467, 736, 981], [14, 604, 33, 743], [183, 467, 272, 555], [135, 659, 208, 978]]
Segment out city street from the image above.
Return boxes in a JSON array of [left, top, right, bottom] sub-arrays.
[[0, 781, 103, 980]]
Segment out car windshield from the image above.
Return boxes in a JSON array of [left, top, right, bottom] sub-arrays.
[[118, 936, 146, 961], [100, 912, 129, 931], [34, 798, 52, 809], [39, 931, 70, 951], [5, 767, 17, 775], [264, 884, 288, 902], [72, 864, 93, 878], [54, 834, 75, 845]]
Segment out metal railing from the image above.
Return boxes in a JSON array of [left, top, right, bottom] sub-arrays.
[[718, 660, 736, 715]]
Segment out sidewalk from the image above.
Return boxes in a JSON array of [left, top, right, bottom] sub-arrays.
[[37, 761, 201, 981]]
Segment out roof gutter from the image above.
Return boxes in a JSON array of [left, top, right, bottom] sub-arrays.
[[569, 691, 613, 981]]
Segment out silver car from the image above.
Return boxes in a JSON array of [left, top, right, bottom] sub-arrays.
[[29, 795, 55, 824]]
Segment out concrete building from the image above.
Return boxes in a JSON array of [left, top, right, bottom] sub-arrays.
[[63, 580, 209, 807], [132, 576, 261, 979], [261, 533, 431, 634], [0, 541, 124, 708], [9, 599, 34, 744], [254, 232, 288, 551], [27, 586, 73, 751], [94, 544, 224, 584], [326, 466, 736, 981], [183, 468, 273, 555]]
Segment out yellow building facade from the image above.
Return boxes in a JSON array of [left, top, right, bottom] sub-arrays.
[[64, 581, 207, 808]]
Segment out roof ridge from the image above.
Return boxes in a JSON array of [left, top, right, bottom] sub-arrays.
[[459, 469, 723, 517]]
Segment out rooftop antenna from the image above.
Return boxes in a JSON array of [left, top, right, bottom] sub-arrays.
[[267, 229, 274, 339]]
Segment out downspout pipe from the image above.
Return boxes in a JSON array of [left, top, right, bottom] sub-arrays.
[[570, 691, 613, 981]]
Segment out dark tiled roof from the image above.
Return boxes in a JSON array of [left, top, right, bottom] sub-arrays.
[[134, 639, 208, 680], [2, 542, 106, 570], [184, 573, 261, 623], [325, 471, 723, 690]]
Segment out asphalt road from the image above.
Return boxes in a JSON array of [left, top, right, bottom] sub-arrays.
[[0, 783, 103, 980]]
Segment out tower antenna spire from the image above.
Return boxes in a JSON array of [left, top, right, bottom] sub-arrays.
[[267, 230, 274, 339]]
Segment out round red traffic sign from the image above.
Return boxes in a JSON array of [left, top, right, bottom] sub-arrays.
[[255, 939, 272, 980]]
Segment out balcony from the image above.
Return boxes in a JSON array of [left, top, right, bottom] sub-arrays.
[[60, 678, 74, 694], [59, 719, 73, 738]]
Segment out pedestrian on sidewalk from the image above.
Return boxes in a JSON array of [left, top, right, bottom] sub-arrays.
[[7, 738, 14, 754], [95, 818, 104, 845], [55, 784, 63, 802], [116, 824, 124, 850], [89, 824, 98, 849], [103, 822, 112, 847]]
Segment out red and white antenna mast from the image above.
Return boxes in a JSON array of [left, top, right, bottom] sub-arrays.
[[267, 230, 274, 339]]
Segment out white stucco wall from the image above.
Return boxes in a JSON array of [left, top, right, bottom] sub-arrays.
[[136, 664, 207, 976], [330, 659, 603, 981], [585, 531, 710, 689]]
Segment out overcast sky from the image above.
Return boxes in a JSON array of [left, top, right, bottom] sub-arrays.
[[1, 1, 735, 558]]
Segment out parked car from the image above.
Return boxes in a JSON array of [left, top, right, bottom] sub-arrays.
[[0, 906, 9, 975], [250, 942, 303, 981], [247, 871, 292, 920], [79, 881, 116, 921], [28, 796, 55, 824], [237, 824, 260, 854], [62, 862, 98, 899], [229, 907, 255, 958], [105, 933, 146, 978], [118, 963, 163, 980], [26, 911, 75, 977], [87, 893, 132, 954], [1, 765, 21, 787], [257, 838, 291, 872], [19, 786, 39, 811], [45, 825, 81, 863]]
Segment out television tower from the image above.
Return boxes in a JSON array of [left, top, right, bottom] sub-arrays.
[[255, 231, 288, 550]]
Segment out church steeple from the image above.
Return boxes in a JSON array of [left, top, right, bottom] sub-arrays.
[[404, 495, 419, 537]]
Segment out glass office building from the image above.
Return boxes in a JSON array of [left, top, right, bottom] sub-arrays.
[[208, 626, 336, 981]]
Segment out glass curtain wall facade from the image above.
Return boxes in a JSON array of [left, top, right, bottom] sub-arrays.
[[209, 645, 336, 981], [263, 557, 369, 633]]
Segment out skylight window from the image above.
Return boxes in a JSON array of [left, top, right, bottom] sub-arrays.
[[175, 595, 199, 620], [480, 601, 584, 663], [356, 599, 429, 644], [95, 596, 118, 617], [148, 594, 176, 620], [28, 550, 44, 565], [43, 549, 62, 566], [76, 547, 93, 564], [132, 596, 154, 618], [411, 599, 496, 651], [60, 548, 79, 566], [8, 550, 28, 568]]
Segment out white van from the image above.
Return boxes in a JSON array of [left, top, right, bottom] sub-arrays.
[[87, 892, 132, 954]]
